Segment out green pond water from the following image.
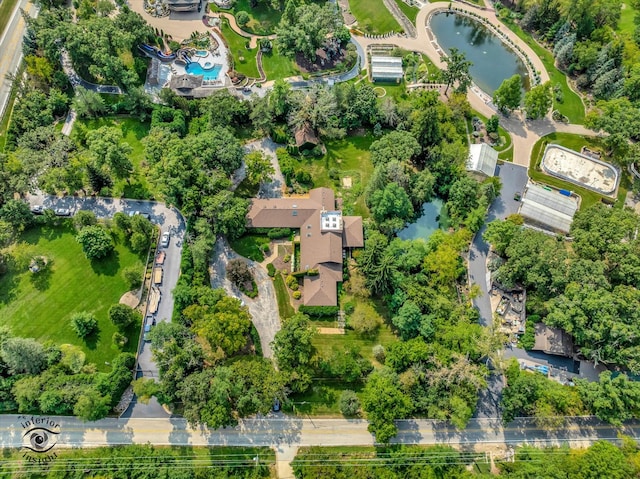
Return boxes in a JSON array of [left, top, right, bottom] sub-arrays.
[[398, 199, 449, 241]]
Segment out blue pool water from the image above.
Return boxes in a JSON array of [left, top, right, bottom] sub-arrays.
[[185, 62, 222, 80], [196, 50, 209, 57]]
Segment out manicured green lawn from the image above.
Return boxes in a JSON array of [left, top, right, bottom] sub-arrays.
[[291, 134, 376, 217], [210, 0, 281, 35], [530, 132, 619, 209], [618, 2, 638, 35], [289, 381, 364, 416], [393, 0, 419, 24], [273, 272, 295, 319], [73, 117, 156, 200], [0, 223, 143, 370], [0, 0, 19, 35], [229, 234, 269, 262], [220, 20, 260, 78], [262, 46, 301, 80], [501, 17, 585, 124], [350, 0, 402, 35]]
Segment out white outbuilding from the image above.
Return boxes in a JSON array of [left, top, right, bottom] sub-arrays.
[[466, 143, 498, 177], [370, 56, 404, 83]]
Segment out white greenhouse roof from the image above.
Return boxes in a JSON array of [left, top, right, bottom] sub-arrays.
[[371, 56, 403, 79], [467, 144, 498, 177], [519, 184, 578, 234]]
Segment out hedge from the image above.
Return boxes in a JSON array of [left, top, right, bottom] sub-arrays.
[[298, 305, 339, 317], [267, 228, 291, 239], [267, 263, 276, 277]]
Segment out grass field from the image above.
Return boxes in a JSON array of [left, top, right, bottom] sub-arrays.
[[291, 134, 376, 217], [229, 234, 269, 262], [0, 223, 143, 370], [530, 132, 620, 209], [220, 20, 260, 78], [0, 0, 18, 36], [394, 0, 419, 24], [501, 17, 585, 124], [274, 272, 295, 319], [73, 117, 155, 199], [210, 0, 281, 35], [619, 2, 638, 34], [350, 0, 402, 35], [261, 45, 301, 80]]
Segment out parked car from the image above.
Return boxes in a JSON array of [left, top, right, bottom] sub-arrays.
[[143, 322, 152, 342], [272, 398, 281, 412], [30, 205, 44, 214], [514, 192, 522, 201], [160, 231, 170, 248], [54, 208, 71, 216]]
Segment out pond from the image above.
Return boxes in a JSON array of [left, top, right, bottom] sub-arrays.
[[398, 198, 449, 242], [429, 12, 529, 95]]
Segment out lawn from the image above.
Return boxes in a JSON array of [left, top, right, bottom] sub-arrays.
[[349, 0, 402, 35], [261, 45, 301, 80], [618, 2, 638, 35], [0, 0, 19, 35], [468, 110, 514, 162], [73, 117, 156, 200], [0, 62, 23, 151], [0, 223, 144, 370], [291, 134, 376, 217], [500, 16, 585, 124], [229, 234, 270, 262], [220, 19, 260, 78], [273, 272, 295, 319], [393, 0, 419, 24], [210, 0, 281, 35], [530, 132, 619, 209]]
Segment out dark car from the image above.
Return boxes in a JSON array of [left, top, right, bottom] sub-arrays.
[[513, 192, 522, 201]]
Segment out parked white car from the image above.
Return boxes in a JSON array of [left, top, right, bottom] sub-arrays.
[[160, 231, 170, 248]]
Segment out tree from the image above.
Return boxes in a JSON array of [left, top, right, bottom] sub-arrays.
[[339, 390, 360, 416], [132, 377, 161, 404], [1, 337, 48, 375], [74, 388, 111, 421], [493, 75, 523, 113], [486, 114, 499, 134], [272, 313, 316, 392], [73, 210, 97, 230], [109, 304, 138, 331], [245, 150, 274, 185], [70, 311, 98, 338], [361, 368, 412, 443], [76, 225, 114, 259], [202, 191, 249, 239], [576, 441, 633, 479], [235, 10, 250, 26], [369, 131, 421, 167], [0, 200, 34, 231], [122, 265, 142, 289], [226, 258, 253, 286], [392, 300, 424, 340], [369, 182, 413, 225], [348, 302, 383, 338], [85, 126, 133, 182], [524, 82, 553, 119], [483, 216, 523, 256], [577, 371, 640, 425], [73, 87, 106, 119], [441, 48, 473, 95]]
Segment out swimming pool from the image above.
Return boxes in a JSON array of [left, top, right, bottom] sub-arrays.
[[195, 50, 209, 57], [185, 62, 222, 80]]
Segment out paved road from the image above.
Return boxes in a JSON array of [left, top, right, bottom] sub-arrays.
[[210, 239, 281, 358], [2, 414, 639, 450], [0, 0, 38, 120], [25, 193, 186, 418]]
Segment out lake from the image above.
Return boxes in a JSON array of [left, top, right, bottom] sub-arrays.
[[429, 12, 530, 94]]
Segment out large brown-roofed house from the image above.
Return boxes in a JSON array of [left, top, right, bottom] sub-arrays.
[[247, 187, 364, 307]]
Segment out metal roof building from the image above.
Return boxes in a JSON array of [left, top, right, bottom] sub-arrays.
[[519, 183, 578, 234], [467, 144, 498, 177], [370, 56, 403, 82]]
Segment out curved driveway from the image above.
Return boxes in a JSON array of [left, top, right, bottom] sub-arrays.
[[25, 192, 186, 418]]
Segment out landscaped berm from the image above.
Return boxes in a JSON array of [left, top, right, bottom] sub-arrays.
[[0, 223, 143, 369]]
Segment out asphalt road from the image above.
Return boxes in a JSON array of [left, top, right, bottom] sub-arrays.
[[25, 193, 186, 419], [2, 414, 639, 450], [0, 0, 38, 120]]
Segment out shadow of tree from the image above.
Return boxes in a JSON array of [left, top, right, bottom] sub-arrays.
[[90, 250, 120, 276], [29, 259, 54, 292], [83, 327, 101, 351]]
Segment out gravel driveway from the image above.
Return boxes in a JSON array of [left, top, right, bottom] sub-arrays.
[[210, 238, 281, 358]]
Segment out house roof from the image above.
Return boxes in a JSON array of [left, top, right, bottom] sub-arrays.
[[532, 323, 574, 357], [169, 74, 202, 91], [343, 216, 364, 248], [519, 183, 578, 234], [467, 143, 498, 177], [295, 124, 319, 148], [246, 188, 362, 306]]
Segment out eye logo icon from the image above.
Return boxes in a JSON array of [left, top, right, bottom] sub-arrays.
[[22, 427, 60, 453]]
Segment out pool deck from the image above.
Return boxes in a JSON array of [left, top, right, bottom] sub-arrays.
[[541, 144, 620, 196]]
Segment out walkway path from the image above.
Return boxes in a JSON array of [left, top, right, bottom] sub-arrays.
[[214, 12, 276, 49], [210, 238, 281, 358]]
